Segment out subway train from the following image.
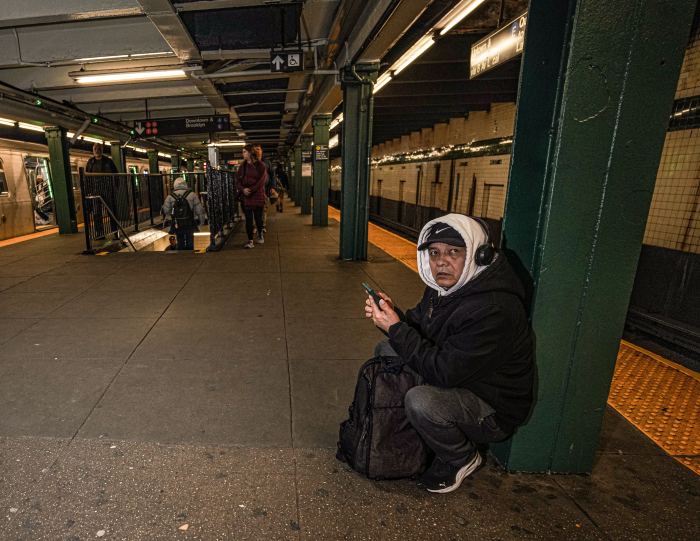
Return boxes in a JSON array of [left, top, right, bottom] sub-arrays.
[[0, 138, 158, 241], [330, 136, 512, 239]]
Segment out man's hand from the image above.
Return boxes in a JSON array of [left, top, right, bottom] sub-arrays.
[[243, 188, 252, 196], [364, 292, 400, 332]]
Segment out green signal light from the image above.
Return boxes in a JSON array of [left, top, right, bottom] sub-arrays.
[[92, 117, 99, 124], [130, 129, 135, 135], [34, 98, 43, 106]]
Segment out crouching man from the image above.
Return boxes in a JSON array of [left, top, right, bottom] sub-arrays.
[[365, 214, 534, 493]]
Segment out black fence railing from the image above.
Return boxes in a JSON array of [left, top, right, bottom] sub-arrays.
[[79, 168, 236, 253], [205, 169, 238, 250]]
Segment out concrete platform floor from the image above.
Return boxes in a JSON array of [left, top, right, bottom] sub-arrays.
[[0, 209, 698, 540]]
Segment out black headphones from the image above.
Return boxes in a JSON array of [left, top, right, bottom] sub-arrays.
[[472, 217, 495, 266]]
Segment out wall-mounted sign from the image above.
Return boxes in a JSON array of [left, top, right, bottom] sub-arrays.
[[301, 163, 312, 176], [270, 50, 304, 73], [301, 150, 312, 162], [133, 115, 230, 136], [314, 144, 329, 161], [470, 12, 527, 79]]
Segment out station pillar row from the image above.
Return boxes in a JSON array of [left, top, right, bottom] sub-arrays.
[[493, 0, 696, 474], [171, 153, 181, 173], [147, 150, 159, 177], [312, 114, 332, 226], [44, 127, 78, 234], [110, 143, 126, 174], [292, 144, 302, 206], [300, 135, 313, 215], [339, 62, 379, 260]]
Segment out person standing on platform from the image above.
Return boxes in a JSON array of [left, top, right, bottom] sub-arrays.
[[364, 214, 534, 494], [86, 143, 119, 239], [161, 177, 206, 250], [254, 145, 276, 230], [275, 162, 289, 212], [236, 144, 267, 249]]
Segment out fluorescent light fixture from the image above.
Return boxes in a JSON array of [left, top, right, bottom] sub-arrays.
[[75, 69, 186, 85], [373, 72, 393, 94], [329, 134, 339, 149], [207, 141, 245, 147], [158, 152, 172, 158], [18, 122, 44, 132], [391, 35, 435, 75], [82, 135, 104, 144], [330, 113, 344, 130], [438, 0, 487, 35], [0, 117, 16, 127], [126, 145, 148, 154]]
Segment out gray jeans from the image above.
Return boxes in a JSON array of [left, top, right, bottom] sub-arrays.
[[375, 340, 509, 467]]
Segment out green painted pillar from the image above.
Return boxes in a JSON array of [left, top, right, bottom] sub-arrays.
[[300, 135, 313, 215], [44, 127, 78, 234], [171, 153, 181, 173], [493, 0, 696, 473], [339, 62, 378, 260], [147, 150, 159, 175], [312, 114, 331, 226], [292, 144, 302, 206], [110, 142, 125, 173]]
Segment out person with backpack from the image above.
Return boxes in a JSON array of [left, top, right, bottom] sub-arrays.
[[362, 214, 534, 493], [236, 144, 268, 248], [161, 177, 206, 250]]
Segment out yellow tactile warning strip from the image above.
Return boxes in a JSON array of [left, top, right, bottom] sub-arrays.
[[328, 206, 700, 475], [610, 342, 699, 475], [0, 227, 58, 248], [327, 206, 418, 272]]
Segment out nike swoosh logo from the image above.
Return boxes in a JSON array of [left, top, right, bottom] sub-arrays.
[[433, 226, 450, 234]]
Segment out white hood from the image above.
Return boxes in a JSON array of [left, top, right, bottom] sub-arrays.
[[173, 177, 188, 192], [416, 213, 490, 297]]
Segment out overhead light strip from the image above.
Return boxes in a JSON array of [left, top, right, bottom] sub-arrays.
[[74, 69, 187, 85], [437, 0, 487, 36], [330, 113, 344, 130], [371, 0, 486, 95]]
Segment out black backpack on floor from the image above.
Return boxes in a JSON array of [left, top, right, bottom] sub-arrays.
[[337, 356, 430, 480]]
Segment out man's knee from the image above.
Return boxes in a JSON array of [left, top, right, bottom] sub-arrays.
[[405, 386, 441, 425]]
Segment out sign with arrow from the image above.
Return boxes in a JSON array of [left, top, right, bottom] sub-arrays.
[[270, 50, 304, 73], [133, 115, 230, 136]]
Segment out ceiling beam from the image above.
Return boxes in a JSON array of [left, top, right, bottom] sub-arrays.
[[136, 0, 235, 125], [0, 1, 142, 29]]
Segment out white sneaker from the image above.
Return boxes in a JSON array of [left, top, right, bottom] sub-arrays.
[[256, 234, 264, 244], [243, 240, 255, 249]]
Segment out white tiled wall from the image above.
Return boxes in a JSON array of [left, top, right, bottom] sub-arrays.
[[643, 25, 700, 254]]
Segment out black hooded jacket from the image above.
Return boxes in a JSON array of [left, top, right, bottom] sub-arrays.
[[387, 254, 534, 432]]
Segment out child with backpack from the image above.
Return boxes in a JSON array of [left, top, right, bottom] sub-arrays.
[[161, 177, 207, 250]]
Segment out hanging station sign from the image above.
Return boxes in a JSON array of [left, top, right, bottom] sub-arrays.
[[270, 50, 304, 73], [470, 11, 527, 79], [133, 115, 230, 136]]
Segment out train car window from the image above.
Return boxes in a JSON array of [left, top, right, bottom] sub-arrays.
[[489, 159, 503, 165], [0, 158, 8, 195]]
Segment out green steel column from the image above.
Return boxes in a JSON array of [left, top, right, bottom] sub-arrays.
[[300, 135, 313, 215], [44, 127, 78, 234], [292, 144, 302, 206], [171, 153, 181, 172], [493, 0, 696, 473], [339, 62, 378, 260], [312, 114, 331, 226], [110, 142, 125, 173], [147, 150, 159, 175]]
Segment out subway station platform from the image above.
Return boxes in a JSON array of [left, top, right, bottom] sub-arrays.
[[0, 209, 698, 540]]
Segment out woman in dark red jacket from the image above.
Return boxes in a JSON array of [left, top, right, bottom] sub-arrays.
[[236, 144, 268, 248]]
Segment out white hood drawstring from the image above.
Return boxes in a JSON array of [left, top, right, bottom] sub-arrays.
[[416, 214, 490, 297]]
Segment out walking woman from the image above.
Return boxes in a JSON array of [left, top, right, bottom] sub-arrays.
[[236, 144, 268, 248]]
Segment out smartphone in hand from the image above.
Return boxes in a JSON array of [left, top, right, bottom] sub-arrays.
[[362, 282, 383, 309]]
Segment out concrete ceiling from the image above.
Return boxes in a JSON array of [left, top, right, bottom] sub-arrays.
[[0, 0, 528, 159]]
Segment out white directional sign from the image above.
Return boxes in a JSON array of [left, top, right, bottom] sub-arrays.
[[270, 50, 304, 73]]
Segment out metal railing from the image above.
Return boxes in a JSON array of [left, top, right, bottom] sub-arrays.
[[79, 168, 236, 253], [205, 169, 238, 250]]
